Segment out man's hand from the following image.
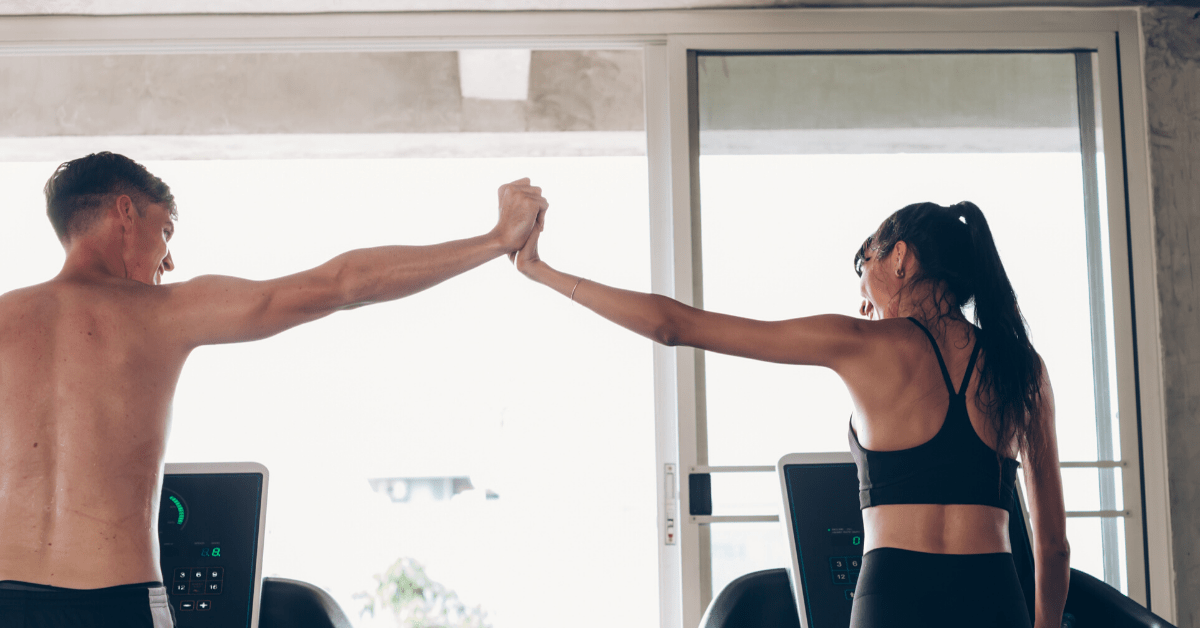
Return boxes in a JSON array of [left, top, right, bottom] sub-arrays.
[[494, 178, 548, 254]]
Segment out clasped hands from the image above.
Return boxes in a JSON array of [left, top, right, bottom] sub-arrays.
[[495, 178, 549, 276]]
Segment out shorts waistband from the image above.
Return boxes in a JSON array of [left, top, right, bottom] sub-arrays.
[[0, 580, 164, 603]]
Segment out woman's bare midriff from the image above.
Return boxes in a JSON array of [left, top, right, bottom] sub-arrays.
[[863, 503, 1011, 555]]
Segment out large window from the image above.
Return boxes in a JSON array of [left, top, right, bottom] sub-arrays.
[[1, 154, 659, 628], [160, 157, 658, 628], [692, 50, 1128, 599], [0, 9, 1169, 627], [0, 46, 660, 628]]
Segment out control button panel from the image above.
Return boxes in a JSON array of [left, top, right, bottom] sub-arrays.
[[172, 561, 224, 612], [158, 471, 264, 628], [829, 554, 861, 589]]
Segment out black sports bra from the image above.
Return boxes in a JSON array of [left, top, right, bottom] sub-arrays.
[[848, 317, 1019, 510]]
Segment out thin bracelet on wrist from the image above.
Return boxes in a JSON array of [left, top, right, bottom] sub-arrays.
[[569, 278, 583, 301]]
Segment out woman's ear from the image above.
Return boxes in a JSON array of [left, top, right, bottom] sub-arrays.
[[892, 241, 910, 278]]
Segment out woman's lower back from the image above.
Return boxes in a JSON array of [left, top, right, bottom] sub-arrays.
[[863, 503, 1011, 554]]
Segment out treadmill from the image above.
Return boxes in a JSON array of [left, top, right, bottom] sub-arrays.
[[768, 452, 1177, 628], [697, 452, 1179, 628], [159, 462, 352, 628]]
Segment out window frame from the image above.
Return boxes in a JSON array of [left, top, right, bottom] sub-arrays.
[[0, 7, 1169, 626], [656, 19, 1167, 626]]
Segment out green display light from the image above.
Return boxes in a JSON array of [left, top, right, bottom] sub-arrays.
[[852, 536, 862, 546], [168, 496, 185, 525]]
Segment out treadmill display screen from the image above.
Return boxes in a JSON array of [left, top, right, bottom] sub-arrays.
[[159, 472, 264, 628], [784, 463, 863, 628], [828, 529, 863, 548]]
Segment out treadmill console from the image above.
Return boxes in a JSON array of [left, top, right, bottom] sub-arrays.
[[778, 456, 863, 628], [159, 463, 268, 628]]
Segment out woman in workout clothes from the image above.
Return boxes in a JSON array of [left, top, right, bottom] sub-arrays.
[[515, 200, 1068, 627]]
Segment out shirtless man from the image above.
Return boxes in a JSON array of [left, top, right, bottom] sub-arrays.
[[0, 152, 548, 627]]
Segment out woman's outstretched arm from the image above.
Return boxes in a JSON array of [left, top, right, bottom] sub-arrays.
[[1022, 362, 1070, 628], [513, 216, 870, 369]]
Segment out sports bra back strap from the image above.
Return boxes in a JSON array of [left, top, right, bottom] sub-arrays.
[[959, 336, 983, 396], [906, 317, 955, 394]]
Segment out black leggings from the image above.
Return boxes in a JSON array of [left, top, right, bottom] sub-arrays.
[[850, 548, 1032, 628]]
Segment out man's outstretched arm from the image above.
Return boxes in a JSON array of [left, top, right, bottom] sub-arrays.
[[162, 179, 547, 348]]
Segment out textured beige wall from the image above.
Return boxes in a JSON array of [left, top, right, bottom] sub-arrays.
[[2, 48, 1079, 139], [696, 53, 1079, 130], [0, 50, 644, 137], [1143, 6, 1200, 625]]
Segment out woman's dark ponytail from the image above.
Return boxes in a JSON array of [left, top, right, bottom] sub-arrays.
[[855, 201, 1046, 461], [954, 201, 1045, 462]]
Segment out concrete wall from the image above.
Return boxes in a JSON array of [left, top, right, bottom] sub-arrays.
[[697, 53, 1079, 130], [1, 49, 1084, 137], [0, 50, 644, 136], [695, 52, 1084, 154], [1142, 6, 1200, 625]]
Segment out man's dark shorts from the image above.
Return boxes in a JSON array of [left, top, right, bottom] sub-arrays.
[[0, 580, 174, 628]]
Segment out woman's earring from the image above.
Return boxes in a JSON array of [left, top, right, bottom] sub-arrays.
[[896, 268, 905, 278]]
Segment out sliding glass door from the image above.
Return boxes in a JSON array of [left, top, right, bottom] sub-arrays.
[[668, 36, 1144, 619]]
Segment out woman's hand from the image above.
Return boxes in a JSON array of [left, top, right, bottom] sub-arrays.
[[513, 207, 546, 280]]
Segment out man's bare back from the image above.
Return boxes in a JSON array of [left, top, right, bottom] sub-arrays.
[[0, 277, 186, 588], [0, 152, 547, 599]]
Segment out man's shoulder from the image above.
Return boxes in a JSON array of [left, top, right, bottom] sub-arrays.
[[0, 276, 170, 315], [0, 281, 57, 309]]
